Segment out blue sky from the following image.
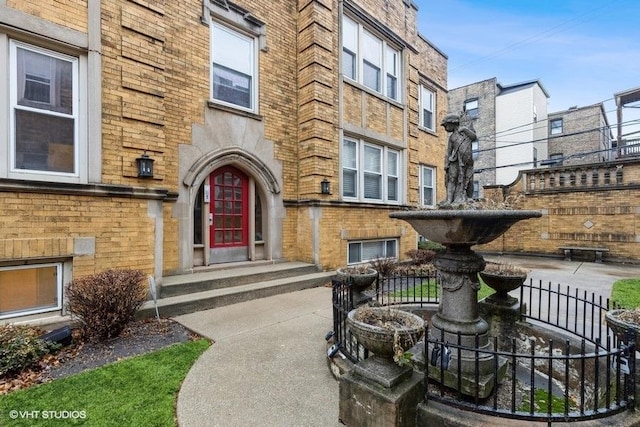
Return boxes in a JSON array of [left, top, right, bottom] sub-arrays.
[[415, 0, 640, 136]]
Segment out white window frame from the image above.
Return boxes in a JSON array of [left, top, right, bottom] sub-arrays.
[[210, 21, 258, 113], [0, 262, 63, 319], [342, 136, 402, 204], [420, 165, 436, 207], [5, 39, 86, 184], [550, 118, 563, 135], [464, 98, 479, 119], [419, 85, 436, 131], [348, 239, 398, 265], [341, 15, 402, 102]]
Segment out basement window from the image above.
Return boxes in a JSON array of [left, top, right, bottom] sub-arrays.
[[0, 263, 62, 319], [348, 239, 397, 264]]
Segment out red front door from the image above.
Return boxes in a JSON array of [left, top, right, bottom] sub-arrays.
[[210, 166, 249, 256]]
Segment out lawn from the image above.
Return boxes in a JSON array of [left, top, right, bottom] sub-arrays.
[[610, 277, 640, 309], [0, 339, 210, 427], [391, 276, 494, 300]]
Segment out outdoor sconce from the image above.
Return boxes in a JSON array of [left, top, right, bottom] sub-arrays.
[[136, 151, 154, 178], [321, 178, 331, 195]]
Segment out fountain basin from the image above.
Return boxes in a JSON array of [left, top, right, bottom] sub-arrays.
[[389, 210, 542, 246]]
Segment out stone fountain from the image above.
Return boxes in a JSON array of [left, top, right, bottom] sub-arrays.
[[338, 112, 541, 426], [390, 112, 541, 397]]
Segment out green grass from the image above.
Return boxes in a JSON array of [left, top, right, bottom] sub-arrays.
[[391, 276, 494, 300], [519, 388, 576, 413], [610, 277, 640, 309], [0, 339, 210, 427]]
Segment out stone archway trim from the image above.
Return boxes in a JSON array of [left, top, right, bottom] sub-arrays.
[[183, 147, 281, 195]]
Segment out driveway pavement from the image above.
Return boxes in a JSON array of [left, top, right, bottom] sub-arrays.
[[174, 256, 640, 426]]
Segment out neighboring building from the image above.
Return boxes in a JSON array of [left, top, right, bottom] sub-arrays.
[[615, 86, 640, 159], [546, 104, 613, 166], [0, 0, 448, 322], [448, 78, 549, 196]]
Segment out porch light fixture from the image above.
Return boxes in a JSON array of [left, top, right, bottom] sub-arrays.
[[321, 178, 331, 195], [136, 151, 154, 178]]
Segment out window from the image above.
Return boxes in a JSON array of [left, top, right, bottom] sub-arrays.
[[211, 22, 256, 111], [471, 140, 479, 160], [342, 137, 402, 203], [473, 181, 480, 199], [550, 118, 563, 135], [9, 41, 80, 178], [419, 85, 435, 131], [341, 15, 401, 102], [464, 99, 478, 119], [348, 239, 397, 264], [549, 153, 563, 166], [420, 165, 435, 207], [0, 263, 62, 319]]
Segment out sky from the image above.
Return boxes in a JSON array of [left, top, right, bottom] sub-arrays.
[[415, 0, 640, 138]]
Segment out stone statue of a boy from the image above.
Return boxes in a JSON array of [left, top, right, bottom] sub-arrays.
[[441, 112, 477, 206]]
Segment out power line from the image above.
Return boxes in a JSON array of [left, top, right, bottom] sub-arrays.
[[474, 119, 640, 154]]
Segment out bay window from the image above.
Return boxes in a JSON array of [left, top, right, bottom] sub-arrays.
[[341, 15, 401, 102], [420, 165, 435, 207], [342, 137, 402, 203], [419, 85, 435, 131]]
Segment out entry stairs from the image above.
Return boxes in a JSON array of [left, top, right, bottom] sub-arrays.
[[139, 261, 334, 318]]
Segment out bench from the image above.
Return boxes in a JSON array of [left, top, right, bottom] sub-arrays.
[[559, 246, 610, 263]]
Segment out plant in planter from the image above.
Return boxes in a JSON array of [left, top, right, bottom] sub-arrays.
[[348, 306, 424, 360], [605, 307, 640, 350], [336, 265, 378, 306], [479, 262, 529, 306]]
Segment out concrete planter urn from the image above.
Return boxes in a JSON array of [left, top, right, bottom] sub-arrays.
[[346, 306, 424, 360], [336, 266, 377, 306], [605, 309, 640, 349], [479, 263, 528, 306], [337, 266, 377, 288]]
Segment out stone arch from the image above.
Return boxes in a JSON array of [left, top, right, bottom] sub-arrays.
[[179, 147, 283, 270]]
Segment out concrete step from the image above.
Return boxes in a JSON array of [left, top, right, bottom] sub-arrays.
[[140, 271, 335, 318], [160, 261, 321, 298]]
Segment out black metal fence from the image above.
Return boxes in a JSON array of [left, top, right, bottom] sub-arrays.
[[331, 273, 637, 422]]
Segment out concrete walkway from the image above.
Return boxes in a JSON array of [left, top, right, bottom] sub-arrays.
[[174, 256, 640, 426], [175, 286, 341, 427]]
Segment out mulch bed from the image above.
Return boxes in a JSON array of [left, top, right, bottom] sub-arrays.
[[0, 318, 201, 394]]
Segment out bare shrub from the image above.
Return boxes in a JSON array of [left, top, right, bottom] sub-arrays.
[[66, 269, 147, 342], [405, 249, 436, 265], [371, 257, 398, 277]]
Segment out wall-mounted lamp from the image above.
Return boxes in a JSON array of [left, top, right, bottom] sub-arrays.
[[321, 177, 331, 195], [136, 151, 155, 178]]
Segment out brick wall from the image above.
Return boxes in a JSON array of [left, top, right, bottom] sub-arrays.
[[478, 159, 640, 262]]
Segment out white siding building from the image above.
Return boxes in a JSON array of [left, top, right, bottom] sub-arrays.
[[495, 81, 549, 185]]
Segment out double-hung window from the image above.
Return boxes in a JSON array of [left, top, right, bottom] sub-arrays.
[[211, 22, 256, 112], [464, 98, 479, 119], [9, 41, 80, 179], [341, 15, 401, 102], [342, 137, 401, 203], [419, 85, 435, 131], [420, 165, 435, 207], [550, 118, 563, 135]]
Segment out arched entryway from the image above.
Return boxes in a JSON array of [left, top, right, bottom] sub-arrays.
[[192, 165, 268, 265]]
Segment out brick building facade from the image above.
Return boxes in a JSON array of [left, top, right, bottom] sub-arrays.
[[0, 0, 448, 322]]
